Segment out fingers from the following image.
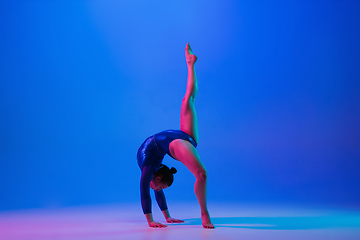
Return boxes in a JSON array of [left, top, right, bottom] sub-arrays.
[[149, 219, 184, 228], [166, 218, 184, 223], [151, 224, 167, 228], [149, 221, 167, 228], [155, 224, 167, 228]]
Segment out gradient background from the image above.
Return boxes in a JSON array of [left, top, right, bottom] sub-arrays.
[[1, 0, 359, 212]]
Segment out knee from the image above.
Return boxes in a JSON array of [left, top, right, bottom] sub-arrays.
[[195, 169, 207, 182]]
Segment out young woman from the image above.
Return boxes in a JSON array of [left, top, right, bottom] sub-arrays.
[[137, 43, 214, 229]]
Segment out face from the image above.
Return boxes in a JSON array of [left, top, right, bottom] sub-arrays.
[[150, 177, 169, 191]]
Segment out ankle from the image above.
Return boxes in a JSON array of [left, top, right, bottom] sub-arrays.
[[201, 211, 210, 217], [187, 63, 195, 69]]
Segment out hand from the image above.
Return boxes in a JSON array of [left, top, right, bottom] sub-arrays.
[[148, 221, 167, 228], [166, 217, 184, 223]]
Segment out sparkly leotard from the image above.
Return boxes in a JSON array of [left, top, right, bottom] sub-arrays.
[[137, 130, 197, 214]]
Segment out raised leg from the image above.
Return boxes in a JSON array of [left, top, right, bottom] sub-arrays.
[[180, 42, 199, 143]]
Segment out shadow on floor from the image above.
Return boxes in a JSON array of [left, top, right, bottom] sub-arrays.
[[182, 215, 360, 230]]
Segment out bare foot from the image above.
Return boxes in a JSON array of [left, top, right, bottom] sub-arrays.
[[201, 213, 215, 229], [185, 42, 197, 65]]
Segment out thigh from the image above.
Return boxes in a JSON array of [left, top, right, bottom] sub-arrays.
[[169, 139, 205, 176], [180, 98, 199, 144]]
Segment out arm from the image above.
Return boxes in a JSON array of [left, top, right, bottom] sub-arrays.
[[140, 165, 153, 215], [140, 166, 167, 228], [155, 189, 184, 223], [154, 189, 168, 211]]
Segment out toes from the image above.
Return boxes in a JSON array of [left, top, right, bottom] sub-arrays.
[[185, 42, 193, 54], [203, 224, 215, 229]]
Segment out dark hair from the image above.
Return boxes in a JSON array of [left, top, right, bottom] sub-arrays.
[[153, 164, 177, 187]]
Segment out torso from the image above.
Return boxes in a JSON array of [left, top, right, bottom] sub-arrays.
[[137, 130, 197, 169]]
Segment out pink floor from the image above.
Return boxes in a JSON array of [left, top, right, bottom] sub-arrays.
[[1, 202, 360, 240]]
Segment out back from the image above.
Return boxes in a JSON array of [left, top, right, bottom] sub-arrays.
[[154, 130, 197, 158]]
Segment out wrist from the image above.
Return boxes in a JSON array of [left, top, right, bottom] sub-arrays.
[[201, 211, 210, 217], [162, 209, 171, 219], [145, 213, 154, 223]]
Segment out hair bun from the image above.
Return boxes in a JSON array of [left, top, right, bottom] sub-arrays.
[[169, 167, 177, 174]]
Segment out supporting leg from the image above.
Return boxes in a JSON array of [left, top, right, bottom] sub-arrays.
[[169, 139, 214, 229]]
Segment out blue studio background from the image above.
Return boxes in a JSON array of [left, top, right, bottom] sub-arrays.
[[1, 0, 359, 212]]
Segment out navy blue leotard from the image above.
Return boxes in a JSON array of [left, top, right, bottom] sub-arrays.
[[137, 130, 197, 214]]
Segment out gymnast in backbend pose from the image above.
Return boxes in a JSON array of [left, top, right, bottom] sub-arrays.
[[137, 43, 214, 229]]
